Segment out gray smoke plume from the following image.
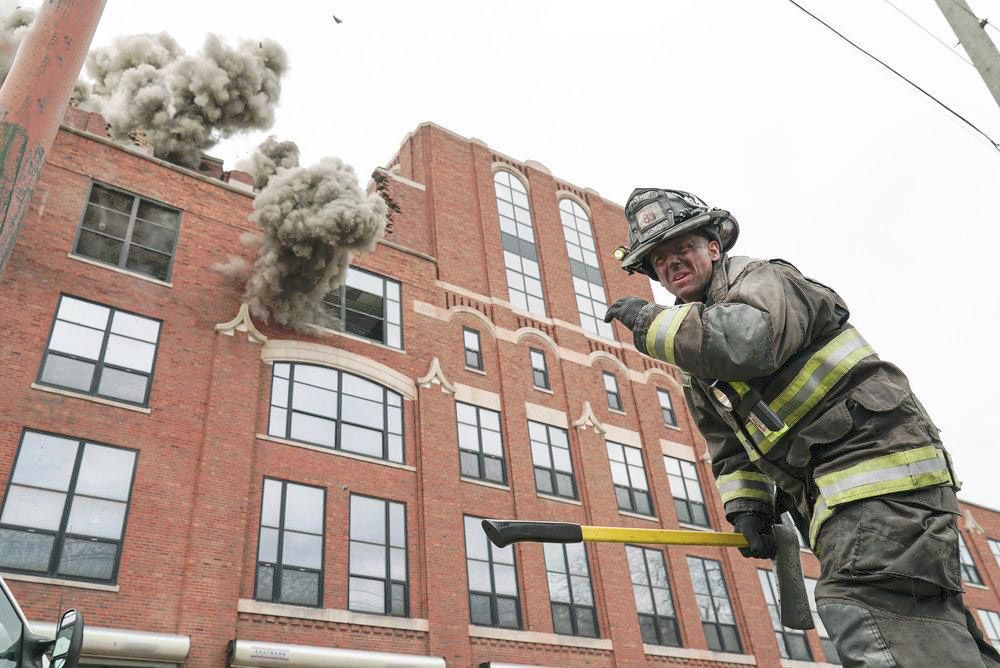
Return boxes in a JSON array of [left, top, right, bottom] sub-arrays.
[[0, 1, 35, 85], [245, 157, 389, 330], [81, 32, 287, 168], [236, 135, 300, 189]]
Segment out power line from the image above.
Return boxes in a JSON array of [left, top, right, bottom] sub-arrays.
[[877, 0, 973, 67], [784, 0, 1000, 153]]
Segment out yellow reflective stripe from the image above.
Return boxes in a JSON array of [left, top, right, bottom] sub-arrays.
[[808, 445, 956, 549], [644, 304, 693, 364], [770, 329, 865, 417], [716, 471, 774, 504]]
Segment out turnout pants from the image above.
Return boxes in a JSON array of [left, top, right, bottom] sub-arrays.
[[813, 486, 1000, 667]]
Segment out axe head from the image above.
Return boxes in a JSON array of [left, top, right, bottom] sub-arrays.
[[772, 524, 814, 630]]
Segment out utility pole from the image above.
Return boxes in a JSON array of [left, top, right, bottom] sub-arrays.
[[0, 0, 105, 276], [933, 0, 1000, 112]]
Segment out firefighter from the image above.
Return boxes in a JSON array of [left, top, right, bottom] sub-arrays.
[[604, 188, 1000, 667]]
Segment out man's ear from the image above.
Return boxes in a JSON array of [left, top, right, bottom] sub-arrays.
[[708, 240, 722, 261]]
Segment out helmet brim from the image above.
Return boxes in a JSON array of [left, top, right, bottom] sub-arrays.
[[619, 210, 739, 278]]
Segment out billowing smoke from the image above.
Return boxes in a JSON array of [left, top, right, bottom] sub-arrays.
[[81, 32, 287, 168], [245, 157, 389, 331], [236, 135, 300, 189], [0, 1, 35, 84]]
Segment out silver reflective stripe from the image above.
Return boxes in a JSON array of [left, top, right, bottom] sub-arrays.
[[774, 330, 867, 421], [817, 456, 948, 500], [718, 478, 771, 497]]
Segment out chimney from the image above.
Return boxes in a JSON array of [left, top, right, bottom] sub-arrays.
[[223, 170, 255, 193], [197, 154, 226, 180]]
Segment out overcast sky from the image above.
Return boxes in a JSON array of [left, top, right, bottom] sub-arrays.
[[71, 1, 1000, 507]]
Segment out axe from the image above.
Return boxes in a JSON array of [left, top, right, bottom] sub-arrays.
[[481, 519, 814, 630]]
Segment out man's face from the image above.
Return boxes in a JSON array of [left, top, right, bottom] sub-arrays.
[[648, 232, 721, 302]]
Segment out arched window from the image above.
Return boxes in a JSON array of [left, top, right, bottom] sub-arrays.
[[268, 363, 404, 463], [495, 171, 545, 316], [559, 199, 612, 339]]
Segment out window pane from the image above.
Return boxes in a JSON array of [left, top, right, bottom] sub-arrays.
[[351, 496, 386, 544], [0, 528, 53, 572], [289, 412, 336, 447], [497, 597, 519, 628], [389, 504, 405, 547], [350, 542, 386, 578], [349, 576, 385, 613], [534, 468, 553, 494], [340, 424, 383, 458], [390, 582, 406, 616], [390, 547, 405, 580], [571, 575, 593, 605], [292, 365, 338, 390], [135, 201, 179, 228], [48, 321, 104, 360], [291, 383, 338, 418], [480, 430, 502, 456], [639, 615, 658, 644], [467, 560, 492, 592], [96, 367, 148, 403], [483, 457, 504, 483], [76, 445, 135, 501], [283, 485, 324, 534], [460, 451, 480, 478], [104, 335, 156, 372], [552, 603, 573, 635], [261, 479, 282, 527], [57, 297, 109, 329], [548, 572, 570, 603], [1, 487, 66, 530], [341, 374, 382, 401], [255, 564, 274, 600], [40, 355, 95, 392], [531, 441, 551, 468], [11, 433, 77, 490], [124, 245, 171, 281], [341, 395, 384, 430], [347, 268, 385, 295], [57, 538, 116, 580], [130, 219, 176, 254], [469, 593, 492, 626], [82, 206, 130, 238], [66, 497, 126, 539], [555, 473, 575, 498], [89, 186, 134, 213], [75, 230, 123, 266], [282, 532, 322, 569], [257, 527, 278, 562], [576, 607, 598, 637], [279, 568, 319, 606]]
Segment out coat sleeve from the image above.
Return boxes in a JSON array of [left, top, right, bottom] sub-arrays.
[[634, 262, 840, 381], [685, 384, 774, 523]]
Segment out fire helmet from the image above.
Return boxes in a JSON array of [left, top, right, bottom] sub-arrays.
[[613, 188, 739, 279]]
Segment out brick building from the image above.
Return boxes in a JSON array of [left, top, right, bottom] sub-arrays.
[[1, 114, 1000, 667]]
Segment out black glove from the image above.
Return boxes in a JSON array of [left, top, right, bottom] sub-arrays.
[[733, 512, 777, 559], [603, 296, 649, 330]]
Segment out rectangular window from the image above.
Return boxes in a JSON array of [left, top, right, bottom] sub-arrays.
[[604, 372, 622, 411], [349, 495, 407, 616], [529, 348, 549, 390], [463, 328, 483, 371], [545, 543, 598, 637], [456, 402, 506, 484], [959, 534, 984, 585], [607, 441, 653, 516], [805, 577, 841, 664], [268, 363, 404, 464], [664, 456, 709, 528], [688, 557, 742, 653], [980, 610, 1000, 649], [254, 479, 325, 607], [626, 545, 680, 646], [529, 421, 576, 499], [495, 171, 546, 316], [989, 538, 1000, 568], [759, 569, 812, 660], [0, 430, 137, 583], [38, 295, 162, 406], [658, 389, 677, 426], [322, 267, 402, 349], [73, 182, 180, 282], [465, 516, 520, 629]]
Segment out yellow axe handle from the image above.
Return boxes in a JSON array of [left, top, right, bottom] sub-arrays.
[[580, 525, 749, 548]]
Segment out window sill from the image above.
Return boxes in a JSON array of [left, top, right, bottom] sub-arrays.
[[663, 423, 683, 432], [965, 581, 989, 590], [619, 510, 659, 523], [537, 493, 582, 506], [643, 644, 756, 665], [237, 599, 428, 631], [0, 571, 120, 592], [256, 434, 416, 472], [608, 407, 626, 416], [678, 522, 714, 532], [309, 326, 405, 354], [68, 253, 173, 287], [460, 477, 510, 491], [30, 383, 152, 414], [469, 625, 613, 650], [464, 366, 487, 376], [532, 386, 554, 394]]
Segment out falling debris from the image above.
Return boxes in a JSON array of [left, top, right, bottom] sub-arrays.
[[0, 1, 35, 84], [236, 135, 300, 189], [244, 157, 389, 330], [80, 32, 288, 168], [333, 15, 343, 24]]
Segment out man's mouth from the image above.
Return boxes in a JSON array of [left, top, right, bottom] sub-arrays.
[[670, 270, 691, 284]]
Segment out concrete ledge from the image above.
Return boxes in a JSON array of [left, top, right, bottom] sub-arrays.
[[643, 644, 756, 664], [524, 402, 568, 428], [461, 477, 510, 492], [454, 383, 501, 410], [31, 383, 152, 414], [603, 424, 641, 448], [237, 599, 429, 632], [619, 510, 659, 523], [2, 571, 119, 592], [469, 625, 612, 651], [661, 439, 696, 461], [537, 493, 582, 506]]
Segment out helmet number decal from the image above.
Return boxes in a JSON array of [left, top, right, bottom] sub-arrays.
[[636, 201, 666, 228]]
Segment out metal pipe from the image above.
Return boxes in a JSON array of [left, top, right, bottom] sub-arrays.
[[0, 0, 106, 275]]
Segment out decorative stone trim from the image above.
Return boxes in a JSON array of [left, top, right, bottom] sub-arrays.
[[644, 644, 756, 664], [416, 357, 456, 395], [469, 625, 613, 651], [572, 401, 606, 434], [588, 350, 630, 377], [454, 383, 501, 410], [263, 339, 418, 400], [524, 402, 568, 428], [661, 439, 697, 462], [603, 423, 641, 447], [237, 599, 429, 631], [963, 508, 986, 534], [215, 303, 267, 344]]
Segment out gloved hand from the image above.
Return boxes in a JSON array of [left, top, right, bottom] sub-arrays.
[[733, 512, 777, 559], [603, 296, 649, 330]]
